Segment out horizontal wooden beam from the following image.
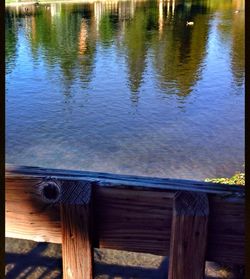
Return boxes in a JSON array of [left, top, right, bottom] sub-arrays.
[[5, 164, 244, 195], [5, 164, 245, 264]]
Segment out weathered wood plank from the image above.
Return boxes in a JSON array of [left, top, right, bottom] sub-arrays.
[[95, 187, 174, 255], [168, 191, 209, 279], [5, 177, 61, 243], [6, 164, 244, 194], [5, 165, 245, 264], [207, 196, 245, 264], [60, 180, 93, 279]]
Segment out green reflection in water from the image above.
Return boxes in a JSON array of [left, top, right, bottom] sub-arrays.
[[5, 0, 245, 179], [5, 10, 19, 74], [5, 0, 244, 98]]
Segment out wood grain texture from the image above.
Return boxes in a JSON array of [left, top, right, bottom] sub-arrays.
[[95, 187, 174, 255], [5, 176, 61, 243], [60, 180, 93, 279], [5, 165, 245, 264], [61, 204, 92, 279], [207, 196, 245, 264], [6, 164, 244, 195], [168, 192, 209, 279]]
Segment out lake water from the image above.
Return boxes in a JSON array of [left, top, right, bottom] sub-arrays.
[[6, 0, 244, 180]]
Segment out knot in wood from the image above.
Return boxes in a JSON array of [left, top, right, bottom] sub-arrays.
[[36, 178, 61, 204], [36, 179, 92, 205]]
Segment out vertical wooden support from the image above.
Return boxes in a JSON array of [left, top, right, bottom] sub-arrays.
[[60, 180, 93, 279], [168, 191, 209, 279]]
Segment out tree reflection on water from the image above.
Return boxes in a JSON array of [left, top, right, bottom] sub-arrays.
[[5, 0, 244, 103], [5, 0, 245, 180]]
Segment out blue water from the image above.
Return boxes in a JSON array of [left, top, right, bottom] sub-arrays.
[[6, 0, 244, 179]]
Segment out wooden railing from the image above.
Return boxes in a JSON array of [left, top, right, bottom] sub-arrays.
[[5, 164, 245, 279]]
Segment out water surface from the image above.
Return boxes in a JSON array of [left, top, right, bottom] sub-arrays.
[[6, 0, 245, 180]]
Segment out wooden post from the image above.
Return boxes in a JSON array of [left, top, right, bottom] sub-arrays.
[[168, 191, 209, 279], [60, 180, 93, 279]]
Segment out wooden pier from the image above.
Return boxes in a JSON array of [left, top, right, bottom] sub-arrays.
[[5, 164, 245, 278]]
